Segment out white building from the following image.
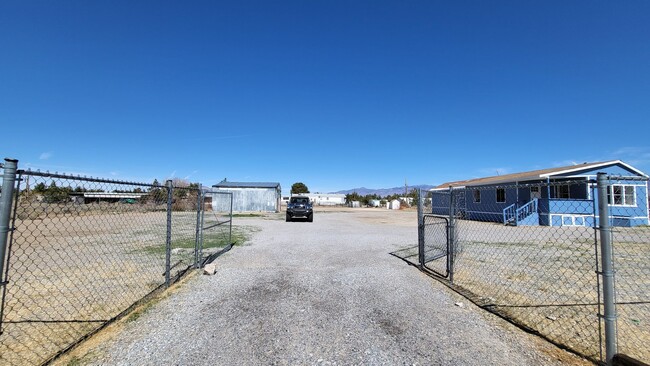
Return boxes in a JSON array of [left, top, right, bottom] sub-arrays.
[[388, 199, 401, 210], [313, 193, 345, 206], [290, 193, 345, 206]]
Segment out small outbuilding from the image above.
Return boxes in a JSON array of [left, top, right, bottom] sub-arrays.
[[388, 199, 401, 210], [212, 181, 281, 212]]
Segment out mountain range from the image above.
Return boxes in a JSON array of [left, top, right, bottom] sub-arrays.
[[332, 185, 437, 196]]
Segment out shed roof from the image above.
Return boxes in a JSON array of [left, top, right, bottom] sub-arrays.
[[213, 181, 281, 189], [434, 160, 647, 190]]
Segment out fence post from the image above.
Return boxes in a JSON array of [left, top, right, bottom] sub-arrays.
[[417, 188, 425, 266], [448, 186, 455, 283], [229, 192, 233, 244], [0, 159, 18, 292], [165, 180, 173, 287], [199, 194, 206, 261], [597, 172, 617, 365], [194, 184, 202, 269]]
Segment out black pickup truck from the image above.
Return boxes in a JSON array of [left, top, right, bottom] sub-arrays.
[[286, 196, 313, 222]]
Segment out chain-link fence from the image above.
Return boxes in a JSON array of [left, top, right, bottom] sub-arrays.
[[417, 175, 649, 364], [0, 160, 233, 365], [609, 198, 650, 362]]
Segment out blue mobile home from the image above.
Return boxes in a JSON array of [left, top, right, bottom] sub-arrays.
[[431, 161, 649, 227]]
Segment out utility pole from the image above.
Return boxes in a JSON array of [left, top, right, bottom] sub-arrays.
[[404, 178, 408, 197]]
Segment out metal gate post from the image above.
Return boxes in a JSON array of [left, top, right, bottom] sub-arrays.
[[448, 186, 455, 284], [0, 159, 18, 334], [0, 159, 18, 293], [597, 172, 617, 365], [194, 184, 202, 269], [165, 180, 173, 287], [199, 194, 205, 261], [417, 188, 425, 266], [228, 192, 233, 244]]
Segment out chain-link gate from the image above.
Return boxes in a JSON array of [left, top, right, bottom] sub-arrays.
[[198, 190, 234, 266], [418, 215, 449, 277]]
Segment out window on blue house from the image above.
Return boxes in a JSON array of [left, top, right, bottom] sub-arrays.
[[496, 188, 505, 203], [607, 185, 635, 206], [473, 190, 481, 203], [553, 184, 570, 199]]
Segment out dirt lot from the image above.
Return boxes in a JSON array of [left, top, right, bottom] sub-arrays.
[[51, 208, 590, 366], [0, 207, 232, 366]]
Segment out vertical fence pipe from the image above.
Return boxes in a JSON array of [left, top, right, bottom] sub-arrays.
[[417, 189, 423, 258], [229, 192, 233, 244], [199, 196, 205, 261], [448, 186, 455, 283], [597, 172, 617, 364], [165, 180, 173, 287], [0, 159, 18, 289], [194, 184, 202, 269]]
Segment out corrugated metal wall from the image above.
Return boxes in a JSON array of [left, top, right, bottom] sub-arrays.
[[212, 187, 279, 212]]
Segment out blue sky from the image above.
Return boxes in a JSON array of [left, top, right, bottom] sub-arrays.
[[2, 1, 649, 193]]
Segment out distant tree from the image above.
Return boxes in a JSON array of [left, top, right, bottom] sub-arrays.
[[171, 178, 190, 188], [385, 193, 400, 202], [171, 178, 191, 199], [361, 193, 382, 206], [345, 192, 361, 204], [43, 182, 72, 203], [291, 182, 310, 195], [148, 179, 166, 203], [407, 188, 419, 207], [33, 182, 47, 193]]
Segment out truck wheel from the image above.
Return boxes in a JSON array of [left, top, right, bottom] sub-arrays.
[[307, 214, 313, 222], [286, 214, 291, 222]]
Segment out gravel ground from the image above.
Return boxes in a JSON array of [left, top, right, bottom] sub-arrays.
[[62, 208, 590, 365]]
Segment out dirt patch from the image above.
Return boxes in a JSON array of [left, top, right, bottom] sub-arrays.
[[0, 209, 235, 365]]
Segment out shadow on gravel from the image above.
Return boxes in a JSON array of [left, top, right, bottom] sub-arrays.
[[388, 246, 420, 268], [388, 245, 594, 364]]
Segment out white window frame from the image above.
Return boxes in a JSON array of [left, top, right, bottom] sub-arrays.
[[473, 190, 481, 203], [607, 184, 636, 207], [496, 188, 506, 203]]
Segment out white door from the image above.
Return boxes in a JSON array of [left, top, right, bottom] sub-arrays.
[[530, 186, 541, 200]]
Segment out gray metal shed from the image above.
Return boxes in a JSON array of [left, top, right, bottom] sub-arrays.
[[212, 181, 281, 212]]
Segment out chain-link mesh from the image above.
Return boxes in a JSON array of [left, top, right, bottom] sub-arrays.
[[420, 215, 449, 277], [169, 185, 201, 278], [0, 170, 230, 365], [200, 191, 233, 264], [419, 178, 650, 363], [423, 181, 603, 360], [608, 178, 650, 362]]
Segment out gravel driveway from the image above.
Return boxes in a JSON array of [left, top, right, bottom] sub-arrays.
[[60, 208, 589, 365]]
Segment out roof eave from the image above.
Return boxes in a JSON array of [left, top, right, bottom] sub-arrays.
[[539, 160, 648, 178]]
